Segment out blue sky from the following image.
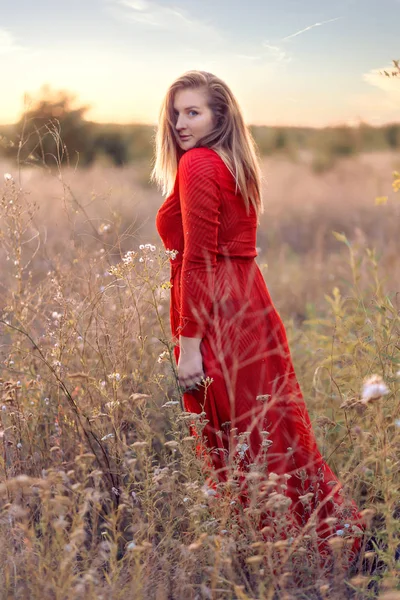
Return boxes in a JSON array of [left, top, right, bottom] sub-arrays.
[[1, 0, 399, 127]]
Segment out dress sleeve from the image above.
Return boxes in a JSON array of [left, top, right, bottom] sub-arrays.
[[177, 149, 221, 338]]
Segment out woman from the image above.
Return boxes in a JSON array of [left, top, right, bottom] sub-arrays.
[[153, 70, 363, 570]]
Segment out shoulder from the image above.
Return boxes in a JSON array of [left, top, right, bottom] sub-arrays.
[[178, 147, 221, 172]]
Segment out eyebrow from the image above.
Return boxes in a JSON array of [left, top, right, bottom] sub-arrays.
[[173, 105, 200, 111]]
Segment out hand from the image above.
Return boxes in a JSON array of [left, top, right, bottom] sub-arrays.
[[177, 348, 205, 393]]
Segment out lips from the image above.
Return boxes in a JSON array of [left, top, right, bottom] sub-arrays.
[[180, 135, 191, 140]]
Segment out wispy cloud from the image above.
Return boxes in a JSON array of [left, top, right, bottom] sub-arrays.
[[362, 64, 400, 105], [347, 64, 400, 124], [108, 0, 223, 43], [108, 0, 292, 78], [0, 28, 33, 56], [281, 17, 342, 41], [262, 43, 291, 63]]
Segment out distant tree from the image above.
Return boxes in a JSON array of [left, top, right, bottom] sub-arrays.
[[5, 85, 96, 168]]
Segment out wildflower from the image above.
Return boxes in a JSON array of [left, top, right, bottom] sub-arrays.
[[131, 441, 147, 448], [157, 350, 169, 363], [340, 396, 360, 409], [17, 442, 22, 449], [108, 372, 121, 382], [127, 541, 137, 550], [162, 400, 180, 407], [111, 487, 120, 496], [256, 394, 271, 402], [299, 492, 314, 505], [202, 483, 217, 498], [4, 173, 13, 181], [51, 311, 62, 320], [265, 492, 292, 512], [164, 440, 179, 448], [122, 250, 136, 265], [98, 223, 111, 235], [316, 415, 336, 428], [237, 442, 249, 459], [165, 248, 179, 260], [361, 374, 389, 404]]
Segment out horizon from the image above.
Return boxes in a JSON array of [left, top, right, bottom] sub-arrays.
[[1, 0, 400, 128]]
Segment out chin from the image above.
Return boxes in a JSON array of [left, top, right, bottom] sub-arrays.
[[182, 140, 195, 149]]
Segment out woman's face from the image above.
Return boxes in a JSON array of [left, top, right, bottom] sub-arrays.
[[173, 87, 215, 150]]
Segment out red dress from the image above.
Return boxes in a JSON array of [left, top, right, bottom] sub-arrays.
[[156, 147, 363, 565]]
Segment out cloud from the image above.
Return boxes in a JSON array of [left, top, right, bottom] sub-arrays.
[[262, 43, 291, 63], [281, 17, 342, 41], [108, 0, 223, 43], [346, 64, 400, 124], [362, 64, 400, 107], [0, 28, 32, 56]]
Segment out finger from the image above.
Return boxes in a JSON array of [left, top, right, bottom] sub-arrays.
[[179, 373, 204, 386]]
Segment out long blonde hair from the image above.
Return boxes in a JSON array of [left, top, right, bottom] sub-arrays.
[[150, 70, 264, 222]]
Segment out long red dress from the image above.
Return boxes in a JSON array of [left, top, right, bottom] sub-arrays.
[[155, 147, 363, 568]]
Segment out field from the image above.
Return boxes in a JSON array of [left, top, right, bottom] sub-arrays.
[[0, 149, 399, 599]]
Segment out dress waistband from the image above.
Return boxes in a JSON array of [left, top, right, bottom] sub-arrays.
[[171, 255, 256, 268]]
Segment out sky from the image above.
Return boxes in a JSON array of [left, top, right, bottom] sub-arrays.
[[1, 0, 399, 128]]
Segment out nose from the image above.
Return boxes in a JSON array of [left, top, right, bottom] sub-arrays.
[[175, 113, 188, 132]]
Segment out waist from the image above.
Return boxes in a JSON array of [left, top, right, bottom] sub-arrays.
[[171, 255, 256, 269]]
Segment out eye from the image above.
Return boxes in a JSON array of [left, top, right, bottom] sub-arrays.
[[189, 110, 198, 116]]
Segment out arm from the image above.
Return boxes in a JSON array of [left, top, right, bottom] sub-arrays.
[[177, 149, 221, 340]]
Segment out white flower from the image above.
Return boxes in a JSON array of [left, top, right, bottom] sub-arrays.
[[108, 372, 121, 382], [98, 223, 111, 235], [361, 374, 389, 404], [157, 350, 169, 363], [162, 400, 179, 408], [237, 442, 249, 459], [165, 248, 179, 260], [202, 484, 217, 498], [122, 250, 136, 265], [127, 541, 137, 550], [4, 173, 13, 181]]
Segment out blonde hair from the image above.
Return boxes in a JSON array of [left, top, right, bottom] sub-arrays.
[[150, 70, 264, 222]]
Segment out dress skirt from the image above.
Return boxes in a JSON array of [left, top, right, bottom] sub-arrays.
[[170, 255, 364, 565]]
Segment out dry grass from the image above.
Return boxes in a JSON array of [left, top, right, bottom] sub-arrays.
[[0, 149, 399, 599]]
